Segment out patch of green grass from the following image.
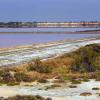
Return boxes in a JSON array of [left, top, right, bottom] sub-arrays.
[[7, 82, 20, 86], [38, 79, 48, 83], [71, 79, 81, 84], [82, 78, 89, 82]]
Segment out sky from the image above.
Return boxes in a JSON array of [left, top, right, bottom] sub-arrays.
[[0, 0, 100, 22]]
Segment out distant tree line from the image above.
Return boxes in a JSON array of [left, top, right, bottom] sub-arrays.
[[0, 21, 100, 28]]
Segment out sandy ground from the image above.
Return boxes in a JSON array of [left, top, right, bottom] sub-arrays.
[[0, 36, 100, 67], [0, 80, 100, 100]]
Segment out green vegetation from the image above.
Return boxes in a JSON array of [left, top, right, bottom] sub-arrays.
[[80, 92, 92, 96], [70, 44, 100, 72], [37, 79, 48, 83], [69, 85, 77, 88], [0, 43, 99, 85], [27, 59, 52, 73], [0, 95, 51, 100], [6, 82, 20, 86], [71, 79, 81, 84], [14, 72, 33, 82], [92, 87, 99, 90], [42, 84, 61, 90], [95, 71, 100, 81]]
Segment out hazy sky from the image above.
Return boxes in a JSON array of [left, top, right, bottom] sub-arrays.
[[0, 0, 100, 22]]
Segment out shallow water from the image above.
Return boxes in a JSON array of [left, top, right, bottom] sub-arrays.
[[0, 33, 100, 47], [0, 28, 100, 32], [0, 27, 100, 47], [0, 80, 100, 100], [0, 38, 100, 66]]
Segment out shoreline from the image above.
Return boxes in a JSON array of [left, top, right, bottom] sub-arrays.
[[0, 35, 100, 50], [0, 36, 100, 67], [0, 29, 100, 34], [0, 43, 100, 100]]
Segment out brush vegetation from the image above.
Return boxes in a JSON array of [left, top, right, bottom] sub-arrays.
[[0, 95, 51, 100], [0, 43, 100, 85]]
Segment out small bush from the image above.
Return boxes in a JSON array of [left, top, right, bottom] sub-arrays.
[[71, 45, 100, 72], [2, 72, 15, 83], [95, 71, 100, 80], [82, 78, 89, 82], [7, 82, 20, 86], [14, 72, 33, 82], [92, 87, 99, 90], [80, 92, 92, 96], [38, 79, 48, 83], [0, 70, 4, 77], [27, 59, 52, 73], [7, 95, 46, 100], [71, 79, 81, 84]]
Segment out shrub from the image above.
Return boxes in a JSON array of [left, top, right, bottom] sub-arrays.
[[95, 71, 100, 80], [71, 45, 100, 72], [70, 54, 82, 72], [93, 56, 100, 71], [7, 95, 46, 100], [92, 87, 99, 90], [0, 70, 4, 77], [80, 92, 92, 96], [2, 72, 15, 83], [14, 72, 33, 82], [55, 66, 69, 75], [7, 82, 20, 86], [38, 79, 48, 83], [71, 79, 81, 84], [27, 59, 52, 73]]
